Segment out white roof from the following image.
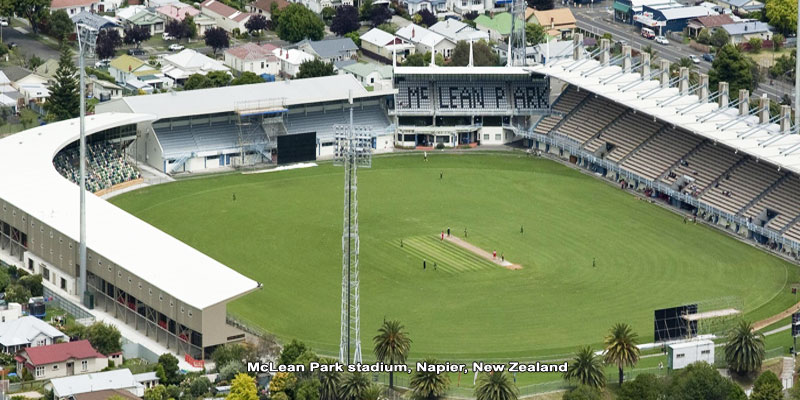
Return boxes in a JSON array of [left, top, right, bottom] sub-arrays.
[[360, 28, 397, 47], [394, 66, 532, 75], [51, 369, 142, 397], [0, 113, 259, 309], [0, 72, 10, 86], [272, 48, 314, 65], [528, 53, 800, 174], [428, 20, 488, 42], [133, 372, 159, 382], [396, 23, 448, 47], [0, 316, 65, 347], [98, 75, 388, 120], [656, 5, 715, 20], [668, 339, 714, 349], [162, 49, 230, 73], [115, 5, 146, 21]]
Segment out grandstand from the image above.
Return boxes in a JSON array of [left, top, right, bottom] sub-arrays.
[[54, 139, 141, 193]]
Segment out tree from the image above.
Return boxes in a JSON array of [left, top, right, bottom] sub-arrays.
[[19, 109, 38, 129], [319, 357, 341, 400], [563, 346, 605, 388], [409, 357, 450, 400], [95, 29, 122, 60], [641, 44, 657, 61], [144, 385, 168, 400], [4, 284, 31, 304], [295, 378, 321, 400], [603, 322, 640, 386], [562, 385, 601, 400], [378, 22, 398, 34], [207, 70, 232, 87], [525, 23, 545, 46], [665, 362, 746, 400], [474, 371, 518, 400], [710, 28, 730, 48], [245, 14, 269, 35], [748, 37, 762, 53], [372, 320, 411, 389], [750, 370, 782, 400], [0, 268, 9, 293], [295, 59, 335, 79], [402, 52, 429, 66], [345, 31, 361, 47], [724, 319, 765, 376], [218, 360, 246, 382], [527, 0, 553, 10], [773, 33, 785, 49], [279, 339, 308, 365], [370, 4, 391, 27], [85, 322, 122, 355], [321, 6, 336, 21], [339, 372, 371, 400], [450, 40, 498, 66], [359, 0, 374, 21], [709, 45, 755, 101], [276, 3, 324, 42], [18, 274, 42, 296], [696, 28, 711, 45], [766, 0, 797, 34], [44, 46, 79, 121], [184, 74, 211, 90], [46, 10, 73, 42], [157, 353, 181, 385], [188, 377, 211, 397], [331, 5, 360, 36], [204, 27, 230, 54], [417, 9, 437, 27], [616, 373, 662, 400], [123, 25, 152, 49], [232, 71, 264, 85], [14, 0, 49, 34], [165, 19, 188, 41], [183, 16, 198, 39], [228, 373, 258, 400], [269, 371, 297, 397]]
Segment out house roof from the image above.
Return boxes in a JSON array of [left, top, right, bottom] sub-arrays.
[[297, 38, 358, 60], [360, 27, 397, 46], [110, 55, 146, 72], [33, 59, 60, 80], [71, 10, 120, 30], [649, 4, 714, 20], [1, 66, 35, 83], [531, 8, 576, 28], [115, 5, 146, 20], [0, 316, 64, 347], [475, 12, 512, 35], [126, 9, 165, 25], [155, 4, 200, 21], [692, 13, 734, 27], [272, 48, 314, 65], [133, 372, 159, 383], [51, 369, 142, 398], [333, 59, 357, 70], [201, 0, 251, 20], [525, 7, 535, 20], [51, 0, 97, 9], [163, 49, 229, 72], [21, 340, 105, 366], [396, 23, 448, 47], [718, 0, 761, 8], [225, 42, 278, 61], [250, 0, 289, 12], [0, 72, 9, 86], [429, 19, 488, 42], [74, 389, 140, 400], [722, 20, 771, 35], [342, 62, 393, 79]]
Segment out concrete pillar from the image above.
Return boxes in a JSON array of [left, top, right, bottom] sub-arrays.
[[699, 74, 709, 103], [759, 94, 769, 123], [679, 67, 689, 95], [622, 45, 631, 73], [781, 105, 792, 133], [599, 38, 610, 65], [719, 82, 729, 107], [641, 52, 650, 79], [660, 59, 670, 88], [573, 33, 584, 61], [738, 89, 749, 116]]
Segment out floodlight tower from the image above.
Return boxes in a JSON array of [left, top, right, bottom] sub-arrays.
[[507, 0, 527, 66], [76, 23, 96, 307], [335, 93, 373, 365]]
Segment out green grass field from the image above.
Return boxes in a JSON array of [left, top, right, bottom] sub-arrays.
[[110, 152, 800, 361]]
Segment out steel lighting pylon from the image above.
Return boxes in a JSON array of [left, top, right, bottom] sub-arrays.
[[76, 23, 96, 307], [334, 97, 373, 365], [507, 0, 527, 66]]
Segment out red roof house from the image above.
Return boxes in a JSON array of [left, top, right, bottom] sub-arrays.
[[16, 340, 109, 381]]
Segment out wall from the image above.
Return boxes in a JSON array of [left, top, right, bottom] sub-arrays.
[[25, 252, 77, 295]]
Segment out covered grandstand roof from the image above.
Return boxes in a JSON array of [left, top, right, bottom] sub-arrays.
[[0, 113, 259, 309], [97, 75, 394, 120]]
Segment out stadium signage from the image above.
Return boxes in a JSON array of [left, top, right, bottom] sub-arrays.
[[473, 362, 569, 373], [247, 362, 411, 374]]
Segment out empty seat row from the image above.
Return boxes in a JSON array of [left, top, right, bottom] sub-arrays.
[[744, 174, 800, 231], [661, 142, 743, 193], [699, 159, 784, 215], [622, 128, 703, 181]]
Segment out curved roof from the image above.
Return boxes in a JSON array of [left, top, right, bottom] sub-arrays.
[[0, 113, 258, 310]]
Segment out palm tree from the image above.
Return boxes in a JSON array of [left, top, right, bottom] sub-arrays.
[[563, 346, 606, 388], [604, 322, 640, 386], [725, 319, 765, 376], [318, 357, 341, 400], [409, 358, 450, 399], [474, 371, 518, 400], [373, 319, 412, 389], [363, 384, 384, 400], [339, 371, 371, 400]]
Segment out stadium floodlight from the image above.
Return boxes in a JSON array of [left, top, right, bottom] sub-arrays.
[[76, 23, 95, 306]]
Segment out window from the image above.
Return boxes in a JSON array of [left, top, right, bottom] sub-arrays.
[[42, 267, 49, 280], [188, 311, 192, 318], [35, 366, 44, 377], [149, 289, 152, 296], [138, 282, 142, 289], [170, 300, 174, 308], [676, 353, 685, 358], [52, 365, 58, 370], [81, 360, 88, 371], [701, 350, 710, 355], [28, 259, 33, 271], [483, 134, 489, 140], [159, 294, 163, 301], [61, 278, 66, 290], [495, 134, 501, 141]]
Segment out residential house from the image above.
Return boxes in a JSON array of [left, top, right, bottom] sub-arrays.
[[722, 20, 772, 44], [686, 13, 735, 37], [155, 3, 200, 21], [247, 0, 289, 18], [272, 48, 315, 78], [359, 28, 415, 64], [712, 0, 763, 14], [16, 340, 108, 381], [402, 0, 447, 15], [72, 390, 140, 400], [71, 11, 123, 48], [49, 369, 146, 400], [528, 8, 576, 40], [109, 55, 172, 92], [115, 5, 146, 21], [2, 67, 50, 111], [396, 23, 456, 58], [200, 0, 253, 32], [123, 9, 167, 35], [88, 76, 123, 101], [161, 48, 231, 84], [133, 372, 160, 389], [147, 0, 182, 6], [339, 63, 392, 90], [0, 303, 22, 324], [50, 0, 98, 15], [474, 12, 512, 41], [224, 43, 280, 76], [296, 38, 358, 64], [0, 72, 20, 112], [0, 316, 64, 354], [290, 0, 353, 14], [449, 0, 492, 16], [33, 59, 60, 84], [428, 19, 489, 43], [633, 4, 717, 36]]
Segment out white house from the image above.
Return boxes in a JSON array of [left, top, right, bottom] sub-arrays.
[[428, 19, 489, 43], [200, 0, 253, 32], [272, 48, 315, 78], [396, 23, 456, 58], [359, 28, 415, 64], [50, 0, 98, 15], [49, 369, 147, 400], [289, 0, 353, 14], [402, 0, 447, 15], [161, 48, 231, 84], [16, 340, 109, 381], [0, 316, 66, 354], [295, 38, 358, 64], [108, 55, 172, 92], [0, 303, 22, 324], [224, 43, 280, 76], [667, 340, 715, 370], [88, 77, 123, 101], [133, 372, 160, 390], [339, 63, 392, 90]]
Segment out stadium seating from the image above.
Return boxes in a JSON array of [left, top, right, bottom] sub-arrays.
[[53, 142, 140, 193], [621, 128, 703, 181], [661, 143, 744, 194], [557, 97, 627, 144], [396, 80, 432, 111], [534, 86, 589, 134], [782, 221, 800, 242], [583, 113, 661, 162], [155, 123, 241, 159], [699, 159, 784, 215], [285, 106, 390, 139], [743, 174, 800, 231]]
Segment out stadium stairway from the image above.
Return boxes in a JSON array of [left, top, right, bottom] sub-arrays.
[[696, 157, 748, 198], [739, 172, 790, 217], [541, 88, 593, 136], [653, 138, 706, 183], [619, 125, 668, 166]]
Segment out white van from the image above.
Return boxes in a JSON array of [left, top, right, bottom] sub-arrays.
[[641, 27, 656, 39]]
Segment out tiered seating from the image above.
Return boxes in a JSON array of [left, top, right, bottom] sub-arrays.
[[396, 80, 432, 111], [662, 143, 743, 194], [534, 86, 589, 134], [744, 174, 800, 231], [557, 98, 626, 144], [53, 142, 140, 193], [286, 106, 390, 139], [783, 221, 800, 242], [583, 113, 660, 162], [699, 159, 784, 215], [155, 123, 239, 159], [622, 128, 703, 181], [433, 81, 510, 111]]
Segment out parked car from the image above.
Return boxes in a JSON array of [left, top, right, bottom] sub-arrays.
[[0, 17, 8, 27], [94, 59, 110, 68], [162, 33, 174, 41], [702, 53, 714, 62], [168, 43, 184, 52], [7, 42, 16, 49], [127, 48, 146, 56], [688, 54, 700, 64], [655, 36, 669, 45]]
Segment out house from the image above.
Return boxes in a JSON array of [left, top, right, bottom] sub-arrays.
[[0, 316, 65, 354], [33, 59, 60, 83], [49, 369, 145, 400], [0, 303, 22, 324], [161, 48, 231, 84], [528, 8, 576, 40], [272, 48, 315, 78], [712, 0, 763, 14], [2, 66, 50, 90], [123, 9, 167, 35], [133, 372, 160, 389], [474, 12, 512, 40], [155, 3, 200, 21], [247, 0, 289, 18], [200, 0, 253, 32], [115, 5, 146, 21], [296, 38, 358, 64], [633, 4, 717, 35], [428, 19, 489, 43], [290, 0, 353, 14], [449, 0, 492, 15], [71, 11, 123, 48], [686, 13, 735, 37], [339, 63, 392, 90], [88, 76, 123, 101], [224, 43, 280, 76], [108, 55, 172, 92], [359, 28, 415, 64], [16, 340, 108, 381], [50, 0, 98, 15], [402, 0, 447, 15], [73, 389, 140, 400], [527, 39, 586, 64], [396, 23, 456, 58], [722, 20, 772, 44]]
